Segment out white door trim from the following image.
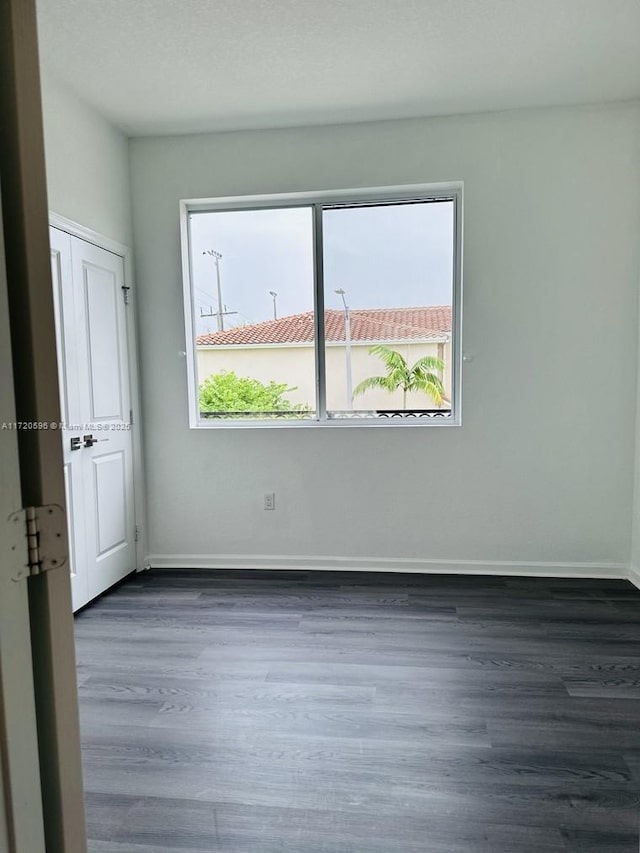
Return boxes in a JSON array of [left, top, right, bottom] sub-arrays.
[[49, 213, 130, 259], [49, 213, 147, 574]]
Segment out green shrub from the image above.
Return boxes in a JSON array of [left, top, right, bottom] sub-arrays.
[[199, 370, 308, 415]]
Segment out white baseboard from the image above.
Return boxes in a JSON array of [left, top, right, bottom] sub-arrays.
[[628, 564, 640, 590], [145, 553, 627, 580]]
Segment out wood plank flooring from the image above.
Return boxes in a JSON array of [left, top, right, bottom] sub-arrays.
[[74, 570, 640, 852]]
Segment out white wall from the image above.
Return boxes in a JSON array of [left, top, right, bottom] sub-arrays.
[[40, 72, 132, 245], [130, 103, 640, 571]]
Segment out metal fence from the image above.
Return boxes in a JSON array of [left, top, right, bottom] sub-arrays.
[[200, 409, 452, 420]]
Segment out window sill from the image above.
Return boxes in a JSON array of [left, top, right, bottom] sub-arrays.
[[191, 412, 461, 429]]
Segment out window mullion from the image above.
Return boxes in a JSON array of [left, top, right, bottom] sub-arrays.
[[313, 204, 327, 421]]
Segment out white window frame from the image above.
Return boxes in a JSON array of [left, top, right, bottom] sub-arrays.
[[180, 183, 463, 429]]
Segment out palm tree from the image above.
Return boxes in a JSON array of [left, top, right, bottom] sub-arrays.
[[353, 345, 446, 408]]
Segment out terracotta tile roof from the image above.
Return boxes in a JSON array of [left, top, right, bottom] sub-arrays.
[[196, 307, 451, 346]]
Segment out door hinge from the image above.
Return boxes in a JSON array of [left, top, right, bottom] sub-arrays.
[[135, 524, 140, 542], [121, 284, 131, 305], [8, 505, 67, 582]]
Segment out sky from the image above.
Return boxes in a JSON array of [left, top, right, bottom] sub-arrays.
[[189, 200, 454, 336]]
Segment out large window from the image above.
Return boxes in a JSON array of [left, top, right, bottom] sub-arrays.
[[181, 185, 462, 427]]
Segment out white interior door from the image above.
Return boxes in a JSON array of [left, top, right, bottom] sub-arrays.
[[73, 238, 135, 603], [50, 227, 136, 610], [50, 228, 88, 610]]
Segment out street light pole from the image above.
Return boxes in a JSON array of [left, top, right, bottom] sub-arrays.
[[203, 250, 225, 331], [335, 288, 353, 409], [269, 290, 278, 320]]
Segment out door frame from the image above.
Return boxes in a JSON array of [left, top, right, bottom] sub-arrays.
[[0, 1, 87, 849], [0, 178, 47, 853], [49, 212, 147, 575]]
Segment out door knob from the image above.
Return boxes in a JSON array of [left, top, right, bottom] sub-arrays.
[[70, 436, 82, 451], [83, 434, 98, 447]]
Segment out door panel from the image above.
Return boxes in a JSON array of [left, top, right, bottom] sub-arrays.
[[71, 237, 135, 605], [50, 228, 88, 610], [84, 433, 135, 600], [50, 245, 71, 423], [63, 461, 78, 579], [83, 262, 124, 420], [50, 228, 136, 611], [93, 451, 127, 555]]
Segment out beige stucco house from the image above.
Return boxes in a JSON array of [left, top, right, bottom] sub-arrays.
[[196, 306, 452, 413]]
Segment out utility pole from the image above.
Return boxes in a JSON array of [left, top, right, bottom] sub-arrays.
[[335, 288, 353, 409], [269, 290, 278, 320], [202, 249, 236, 331]]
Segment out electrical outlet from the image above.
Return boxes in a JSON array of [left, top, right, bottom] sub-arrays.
[[264, 492, 276, 511]]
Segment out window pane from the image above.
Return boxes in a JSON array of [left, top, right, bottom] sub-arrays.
[[190, 207, 316, 420], [322, 200, 454, 419]]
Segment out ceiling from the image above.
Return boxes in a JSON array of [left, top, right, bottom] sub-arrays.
[[36, 0, 640, 137]]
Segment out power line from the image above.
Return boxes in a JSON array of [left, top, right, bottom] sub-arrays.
[[194, 284, 219, 303]]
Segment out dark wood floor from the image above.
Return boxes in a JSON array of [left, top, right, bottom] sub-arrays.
[[74, 570, 640, 852]]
